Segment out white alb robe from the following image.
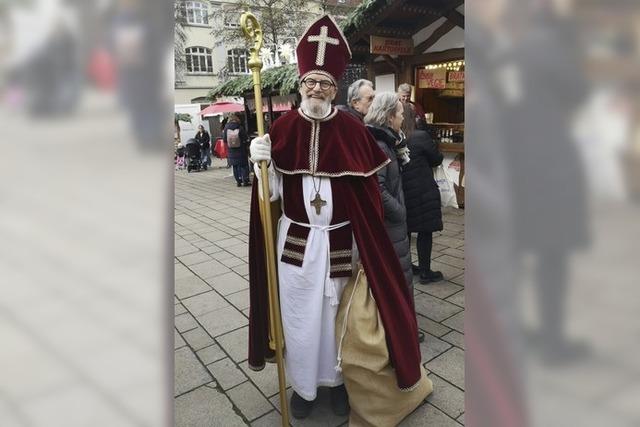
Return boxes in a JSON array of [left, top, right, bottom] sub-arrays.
[[260, 167, 352, 401]]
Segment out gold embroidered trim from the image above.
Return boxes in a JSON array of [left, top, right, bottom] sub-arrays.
[[307, 121, 315, 175], [330, 263, 352, 272], [273, 158, 390, 178], [330, 249, 352, 257], [312, 121, 320, 173], [297, 104, 339, 123], [282, 249, 304, 261], [286, 236, 307, 246]]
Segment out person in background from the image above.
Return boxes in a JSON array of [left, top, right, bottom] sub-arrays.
[[336, 79, 375, 122], [398, 83, 427, 130], [111, 0, 169, 150], [220, 116, 228, 134], [219, 116, 230, 168], [223, 114, 250, 186], [364, 92, 424, 343], [195, 124, 211, 168], [400, 102, 445, 284]]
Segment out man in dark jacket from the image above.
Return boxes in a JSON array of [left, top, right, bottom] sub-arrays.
[[336, 79, 375, 122], [401, 103, 445, 284], [398, 83, 427, 130]]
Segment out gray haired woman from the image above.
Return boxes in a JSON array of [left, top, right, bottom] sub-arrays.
[[364, 92, 423, 343]]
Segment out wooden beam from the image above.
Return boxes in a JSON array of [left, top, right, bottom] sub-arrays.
[[371, 60, 399, 77], [352, 45, 370, 53], [446, 0, 465, 13], [366, 58, 376, 82], [382, 54, 400, 73], [370, 26, 414, 38], [400, 4, 443, 16], [444, 9, 465, 29], [408, 48, 464, 66], [413, 20, 456, 54]]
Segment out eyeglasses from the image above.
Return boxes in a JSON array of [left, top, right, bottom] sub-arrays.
[[302, 78, 335, 90]]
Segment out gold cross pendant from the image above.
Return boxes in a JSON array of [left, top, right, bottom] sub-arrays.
[[310, 192, 327, 215]]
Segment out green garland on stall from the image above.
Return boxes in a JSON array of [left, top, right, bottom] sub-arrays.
[[175, 113, 192, 123], [208, 64, 299, 99], [340, 0, 387, 36]]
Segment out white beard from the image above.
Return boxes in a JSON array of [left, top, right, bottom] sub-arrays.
[[300, 97, 332, 119]]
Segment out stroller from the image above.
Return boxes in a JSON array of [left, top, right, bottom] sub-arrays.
[[185, 138, 206, 172], [175, 143, 186, 170]]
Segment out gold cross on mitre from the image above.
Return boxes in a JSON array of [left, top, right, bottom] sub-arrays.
[[307, 25, 339, 66], [310, 192, 327, 215]]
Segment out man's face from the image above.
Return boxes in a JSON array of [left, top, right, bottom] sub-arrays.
[[352, 85, 375, 115], [399, 91, 411, 103], [299, 73, 337, 105]]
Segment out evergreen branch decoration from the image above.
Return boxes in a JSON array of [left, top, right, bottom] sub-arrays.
[[208, 64, 299, 99], [175, 113, 192, 123], [340, 0, 383, 36]]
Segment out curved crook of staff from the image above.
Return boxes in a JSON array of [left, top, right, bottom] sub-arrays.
[[240, 11, 289, 426]]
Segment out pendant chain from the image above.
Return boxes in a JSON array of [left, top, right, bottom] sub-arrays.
[[311, 175, 322, 195]]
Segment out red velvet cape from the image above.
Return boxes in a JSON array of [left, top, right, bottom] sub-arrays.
[[248, 108, 422, 390]]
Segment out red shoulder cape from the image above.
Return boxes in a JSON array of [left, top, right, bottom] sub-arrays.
[[270, 108, 390, 176]]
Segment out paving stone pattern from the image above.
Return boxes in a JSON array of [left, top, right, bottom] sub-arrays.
[[175, 161, 465, 426]]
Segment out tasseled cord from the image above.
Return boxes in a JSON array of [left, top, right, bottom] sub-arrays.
[[335, 268, 363, 373]]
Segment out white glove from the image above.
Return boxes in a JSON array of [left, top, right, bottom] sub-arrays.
[[250, 133, 272, 164]]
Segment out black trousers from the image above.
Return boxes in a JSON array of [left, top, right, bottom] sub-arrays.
[[536, 250, 568, 342], [416, 231, 433, 273]]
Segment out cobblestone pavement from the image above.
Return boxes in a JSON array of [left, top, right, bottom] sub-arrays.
[[175, 159, 465, 426]]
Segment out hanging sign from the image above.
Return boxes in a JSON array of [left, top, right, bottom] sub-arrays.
[[448, 71, 465, 82], [370, 36, 413, 55], [417, 68, 447, 89]]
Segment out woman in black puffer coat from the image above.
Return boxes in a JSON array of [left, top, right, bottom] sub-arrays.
[[364, 93, 413, 290], [400, 102, 444, 284]]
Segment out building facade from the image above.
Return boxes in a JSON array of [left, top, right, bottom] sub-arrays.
[[174, 0, 361, 105]]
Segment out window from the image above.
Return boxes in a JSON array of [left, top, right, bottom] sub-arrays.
[[227, 48, 249, 74], [224, 12, 241, 28], [186, 47, 213, 73], [185, 1, 208, 25]]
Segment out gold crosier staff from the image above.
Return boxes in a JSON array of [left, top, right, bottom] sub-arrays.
[[240, 12, 289, 426]]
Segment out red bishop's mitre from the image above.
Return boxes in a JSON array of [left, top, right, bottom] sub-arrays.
[[296, 15, 352, 84]]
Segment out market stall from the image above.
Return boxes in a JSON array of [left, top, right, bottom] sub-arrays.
[[342, 0, 466, 207]]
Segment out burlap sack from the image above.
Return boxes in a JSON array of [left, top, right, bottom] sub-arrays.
[[335, 268, 433, 426]]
